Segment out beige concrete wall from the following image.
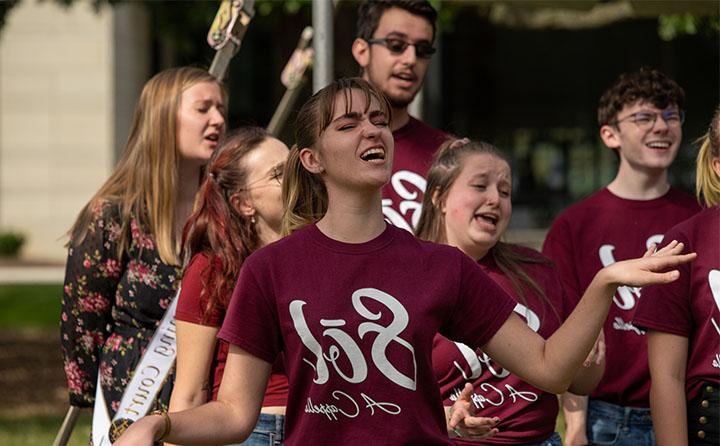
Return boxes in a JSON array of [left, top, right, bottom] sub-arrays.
[[0, 1, 115, 262]]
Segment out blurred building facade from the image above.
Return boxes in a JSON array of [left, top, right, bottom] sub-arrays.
[[0, 1, 149, 261]]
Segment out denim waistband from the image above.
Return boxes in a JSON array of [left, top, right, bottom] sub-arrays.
[[255, 412, 285, 434], [589, 399, 653, 427]]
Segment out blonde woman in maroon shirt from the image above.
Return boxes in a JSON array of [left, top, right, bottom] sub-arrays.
[[634, 108, 720, 446]]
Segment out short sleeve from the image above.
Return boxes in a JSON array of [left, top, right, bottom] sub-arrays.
[[217, 258, 282, 364], [441, 252, 516, 349], [633, 231, 693, 337], [60, 200, 124, 407], [176, 253, 223, 327]]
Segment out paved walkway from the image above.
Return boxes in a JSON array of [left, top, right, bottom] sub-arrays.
[[0, 265, 64, 284]]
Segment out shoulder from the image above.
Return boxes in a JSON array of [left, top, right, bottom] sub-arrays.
[[395, 226, 463, 257], [666, 188, 702, 210], [184, 252, 210, 277], [665, 206, 717, 244], [503, 243, 555, 276], [396, 117, 447, 145], [241, 226, 312, 270], [88, 197, 122, 223]]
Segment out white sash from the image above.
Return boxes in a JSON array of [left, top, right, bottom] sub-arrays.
[[92, 288, 180, 445]]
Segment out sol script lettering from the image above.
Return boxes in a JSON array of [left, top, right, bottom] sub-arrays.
[[290, 287, 417, 390]]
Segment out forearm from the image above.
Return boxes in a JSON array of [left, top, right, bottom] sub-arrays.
[[651, 376, 688, 446], [118, 399, 256, 446], [540, 273, 615, 391], [562, 392, 589, 446], [483, 276, 615, 395], [568, 360, 604, 395], [167, 400, 256, 445], [165, 388, 211, 446]]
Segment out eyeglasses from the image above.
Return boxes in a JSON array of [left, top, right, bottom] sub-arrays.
[[241, 165, 284, 191], [365, 37, 436, 59], [612, 110, 685, 130]]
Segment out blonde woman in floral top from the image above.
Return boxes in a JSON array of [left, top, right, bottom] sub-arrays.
[[60, 66, 226, 423]]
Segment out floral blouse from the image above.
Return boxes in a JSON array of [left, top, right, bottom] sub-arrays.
[[60, 199, 180, 418]]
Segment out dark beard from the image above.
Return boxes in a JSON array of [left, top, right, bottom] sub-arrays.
[[388, 95, 412, 109]]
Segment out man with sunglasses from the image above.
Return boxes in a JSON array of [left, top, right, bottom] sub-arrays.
[[352, 0, 447, 231], [543, 68, 701, 446]]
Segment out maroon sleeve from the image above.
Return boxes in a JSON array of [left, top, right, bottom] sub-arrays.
[[217, 257, 282, 364], [633, 230, 692, 337], [442, 252, 516, 349], [543, 215, 582, 305], [175, 253, 223, 327]]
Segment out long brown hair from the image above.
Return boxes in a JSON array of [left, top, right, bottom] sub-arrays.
[[416, 139, 560, 324], [281, 77, 392, 235], [181, 127, 269, 322], [68, 67, 227, 266], [696, 106, 720, 207]]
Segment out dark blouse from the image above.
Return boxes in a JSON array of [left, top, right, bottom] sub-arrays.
[[60, 199, 180, 417]]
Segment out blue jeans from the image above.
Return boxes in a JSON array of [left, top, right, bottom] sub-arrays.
[[587, 399, 655, 446], [235, 413, 285, 446], [524, 432, 562, 446]]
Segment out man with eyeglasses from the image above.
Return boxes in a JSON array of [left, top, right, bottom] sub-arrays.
[[351, 0, 447, 231], [543, 68, 701, 446]]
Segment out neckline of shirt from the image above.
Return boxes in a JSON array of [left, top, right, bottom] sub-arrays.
[[306, 223, 398, 254]]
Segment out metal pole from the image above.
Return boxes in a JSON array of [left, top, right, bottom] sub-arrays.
[[52, 406, 81, 446], [312, 0, 334, 92]]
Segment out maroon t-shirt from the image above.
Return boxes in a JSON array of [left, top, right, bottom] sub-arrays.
[[433, 246, 570, 444], [218, 224, 516, 446], [543, 187, 700, 407], [175, 253, 288, 406], [382, 117, 446, 231], [634, 207, 720, 400]]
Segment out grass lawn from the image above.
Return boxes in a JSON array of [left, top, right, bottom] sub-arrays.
[[0, 413, 91, 446], [0, 283, 62, 329]]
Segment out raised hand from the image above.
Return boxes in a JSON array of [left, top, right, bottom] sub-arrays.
[[447, 383, 500, 440], [600, 241, 695, 289]]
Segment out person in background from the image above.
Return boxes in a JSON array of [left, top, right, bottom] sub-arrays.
[[634, 107, 720, 446], [168, 127, 289, 446], [417, 139, 604, 446], [352, 0, 447, 230], [543, 68, 701, 446], [60, 67, 225, 426]]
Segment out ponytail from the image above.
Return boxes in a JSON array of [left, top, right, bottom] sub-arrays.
[[696, 107, 720, 207], [281, 145, 328, 235]]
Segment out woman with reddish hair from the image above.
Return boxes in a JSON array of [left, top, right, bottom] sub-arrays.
[[168, 127, 289, 445]]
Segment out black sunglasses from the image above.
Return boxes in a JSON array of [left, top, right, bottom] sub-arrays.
[[366, 37, 436, 59]]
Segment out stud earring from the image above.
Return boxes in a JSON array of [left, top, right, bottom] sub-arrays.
[[251, 215, 256, 224]]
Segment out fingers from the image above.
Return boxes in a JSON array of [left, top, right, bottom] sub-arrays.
[[647, 269, 681, 284], [462, 415, 500, 430], [642, 242, 657, 258], [648, 251, 696, 270], [652, 240, 681, 256], [448, 385, 474, 429], [459, 382, 474, 403]]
